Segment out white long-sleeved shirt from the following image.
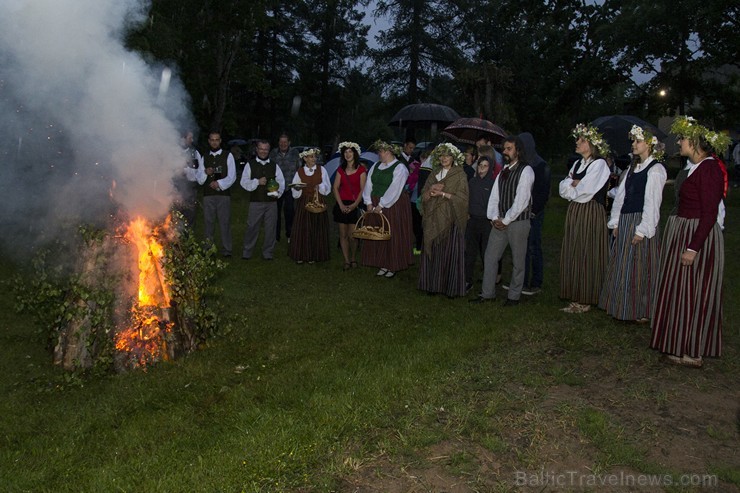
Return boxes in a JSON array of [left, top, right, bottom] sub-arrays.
[[291, 165, 331, 199], [486, 162, 535, 225], [363, 160, 409, 208], [240, 158, 286, 198], [558, 158, 610, 203], [607, 157, 667, 238], [196, 149, 236, 190]]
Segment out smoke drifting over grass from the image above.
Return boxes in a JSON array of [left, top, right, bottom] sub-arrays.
[[0, 0, 192, 253]]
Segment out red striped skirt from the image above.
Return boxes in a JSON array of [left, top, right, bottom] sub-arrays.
[[360, 194, 414, 272], [650, 217, 723, 358], [559, 200, 608, 305]]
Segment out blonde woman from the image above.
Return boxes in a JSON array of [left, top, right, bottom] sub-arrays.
[[598, 126, 667, 321], [418, 143, 469, 296], [361, 140, 414, 278]]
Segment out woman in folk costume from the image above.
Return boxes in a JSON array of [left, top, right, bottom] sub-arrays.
[[361, 140, 414, 278], [598, 126, 667, 321], [558, 124, 611, 313], [418, 143, 470, 297], [288, 148, 331, 264], [332, 141, 367, 270], [650, 116, 730, 368]]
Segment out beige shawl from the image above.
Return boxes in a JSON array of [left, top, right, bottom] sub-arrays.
[[419, 165, 469, 255]]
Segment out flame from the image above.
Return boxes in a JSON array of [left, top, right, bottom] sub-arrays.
[[115, 216, 174, 368]]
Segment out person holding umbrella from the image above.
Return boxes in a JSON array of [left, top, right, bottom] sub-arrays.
[[650, 116, 729, 368], [418, 143, 469, 297], [598, 125, 667, 321], [361, 140, 414, 278], [558, 124, 611, 313]]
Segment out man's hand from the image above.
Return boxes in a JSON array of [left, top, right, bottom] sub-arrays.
[[258, 177, 267, 186], [205, 167, 214, 176], [209, 181, 220, 190], [493, 219, 506, 230]]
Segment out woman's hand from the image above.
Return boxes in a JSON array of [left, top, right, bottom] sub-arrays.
[[681, 249, 697, 266], [631, 235, 644, 245]]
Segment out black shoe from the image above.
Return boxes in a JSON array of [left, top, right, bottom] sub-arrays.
[[469, 296, 494, 304], [241, 256, 250, 260], [223, 253, 232, 258], [503, 299, 519, 307]]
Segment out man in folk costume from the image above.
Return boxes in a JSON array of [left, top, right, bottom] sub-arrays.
[[196, 131, 236, 257], [471, 135, 534, 306], [240, 139, 285, 260]]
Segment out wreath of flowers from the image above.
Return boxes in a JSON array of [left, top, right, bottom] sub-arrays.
[[571, 123, 611, 157], [670, 116, 731, 155], [299, 148, 321, 159], [430, 143, 464, 168], [372, 139, 402, 157], [338, 141, 361, 155], [629, 125, 665, 162]]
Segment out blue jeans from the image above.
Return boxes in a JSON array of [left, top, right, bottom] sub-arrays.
[[524, 210, 544, 289]]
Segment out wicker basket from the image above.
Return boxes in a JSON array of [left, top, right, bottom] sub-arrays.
[[305, 190, 327, 213], [352, 210, 391, 240]]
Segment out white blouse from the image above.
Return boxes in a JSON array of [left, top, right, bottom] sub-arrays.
[[291, 165, 331, 199], [607, 157, 667, 238], [362, 160, 409, 208], [558, 158, 610, 203]]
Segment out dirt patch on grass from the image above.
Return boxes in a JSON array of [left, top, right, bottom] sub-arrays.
[[340, 349, 740, 492]]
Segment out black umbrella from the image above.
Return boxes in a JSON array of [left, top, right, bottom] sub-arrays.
[[591, 115, 666, 156], [441, 117, 507, 145], [388, 103, 460, 129]]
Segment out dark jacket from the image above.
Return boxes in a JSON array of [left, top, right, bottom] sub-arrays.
[[519, 132, 551, 215]]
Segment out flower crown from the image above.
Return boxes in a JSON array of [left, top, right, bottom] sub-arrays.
[[372, 139, 402, 156], [670, 116, 731, 155], [338, 141, 361, 155], [299, 148, 321, 159], [629, 125, 665, 162], [430, 143, 464, 168], [571, 123, 611, 157]]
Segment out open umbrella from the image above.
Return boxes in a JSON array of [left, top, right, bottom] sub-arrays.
[[591, 115, 666, 157], [388, 103, 460, 129], [441, 117, 507, 145]]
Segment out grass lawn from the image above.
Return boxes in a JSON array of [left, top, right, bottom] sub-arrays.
[[0, 182, 738, 492]]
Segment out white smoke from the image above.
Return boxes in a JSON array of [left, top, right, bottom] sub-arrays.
[[0, 0, 193, 253]]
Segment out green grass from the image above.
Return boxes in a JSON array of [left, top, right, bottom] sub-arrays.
[[0, 186, 738, 491]]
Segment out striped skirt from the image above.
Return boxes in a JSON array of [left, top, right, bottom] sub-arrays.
[[361, 194, 414, 272], [559, 201, 608, 305], [650, 217, 724, 358], [418, 224, 466, 297], [598, 212, 659, 320], [288, 194, 330, 262]]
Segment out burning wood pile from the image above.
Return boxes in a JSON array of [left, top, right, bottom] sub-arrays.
[[48, 214, 223, 372]]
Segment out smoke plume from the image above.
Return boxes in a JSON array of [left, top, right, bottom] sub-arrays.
[[0, 0, 192, 255]]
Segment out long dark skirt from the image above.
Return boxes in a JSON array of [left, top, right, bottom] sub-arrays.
[[650, 217, 723, 358], [360, 194, 414, 272], [598, 212, 660, 320], [418, 224, 466, 297], [289, 193, 330, 262], [559, 200, 608, 305]]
